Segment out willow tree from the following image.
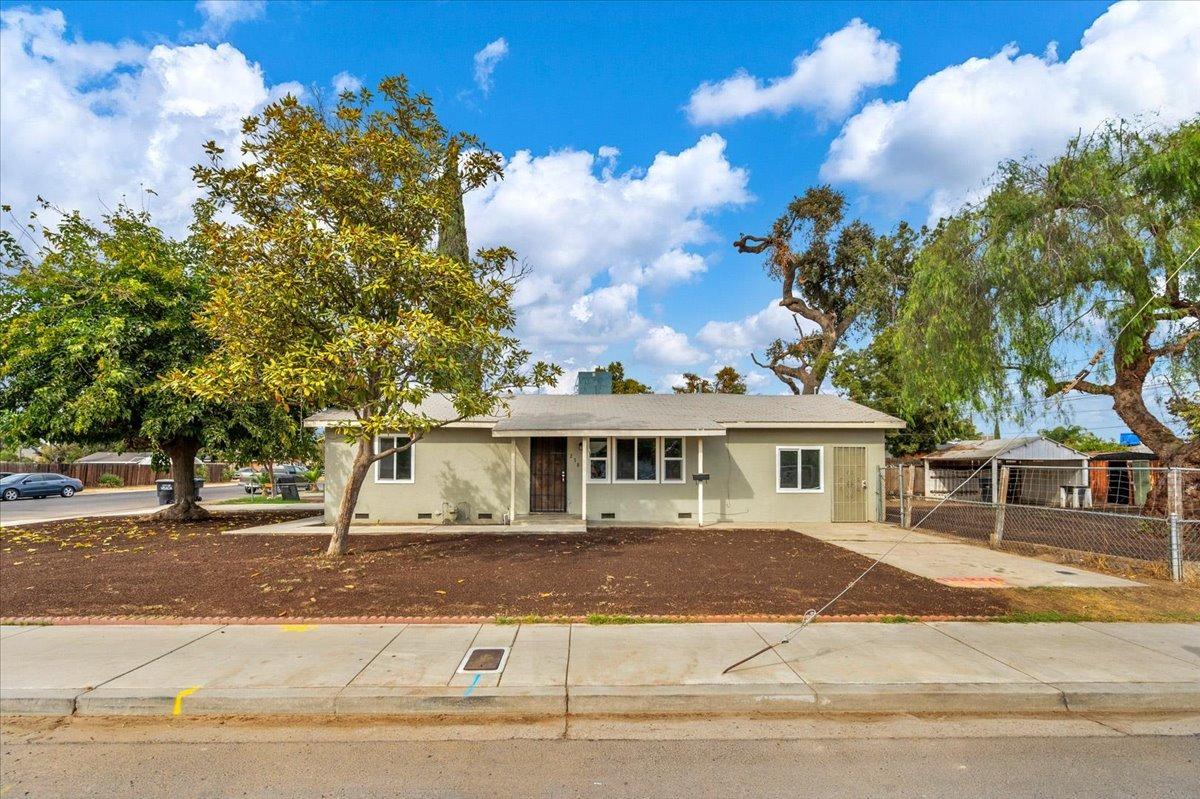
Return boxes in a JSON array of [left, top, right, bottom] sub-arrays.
[[899, 120, 1199, 470], [734, 186, 909, 394], [186, 77, 558, 555]]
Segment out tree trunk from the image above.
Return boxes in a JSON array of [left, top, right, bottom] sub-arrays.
[[327, 436, 374, 556], [155, 438, 210, 522]]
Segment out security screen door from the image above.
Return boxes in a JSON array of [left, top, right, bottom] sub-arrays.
[[831, 446, 868, 522], [530, 437, 568, 512]]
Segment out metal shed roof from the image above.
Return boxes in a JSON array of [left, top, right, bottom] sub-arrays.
[[924, 436, 1087, 463]]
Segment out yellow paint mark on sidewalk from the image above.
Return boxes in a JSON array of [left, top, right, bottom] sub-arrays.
[[172, 685, 201, 716], [280, 624, 317, 632]]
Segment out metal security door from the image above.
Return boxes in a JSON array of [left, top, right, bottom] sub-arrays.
[[832, 446, 868, 522], [530, 437, 567, 512]]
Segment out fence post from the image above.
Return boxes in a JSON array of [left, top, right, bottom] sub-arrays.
[[1168, 468, 1183, 582], [898, 464, 907, 528], [876, 467, 884, 523], [991, 465, 1009, 547]]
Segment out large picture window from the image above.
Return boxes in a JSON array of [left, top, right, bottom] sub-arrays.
[[588, 437, 609, 482], [376, 435, 414, 483], [661, 437, 684, 483], [777, 446, 821, 492], [615, 437, 657, 482]]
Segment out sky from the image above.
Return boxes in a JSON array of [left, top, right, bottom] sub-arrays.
[[1, 0, 1197, 440]]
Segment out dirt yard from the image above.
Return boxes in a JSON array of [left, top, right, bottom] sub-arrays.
[[1, 512, 1011, 619]]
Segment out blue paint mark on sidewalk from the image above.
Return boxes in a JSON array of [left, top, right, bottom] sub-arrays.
[[463, 673, 481, 697]]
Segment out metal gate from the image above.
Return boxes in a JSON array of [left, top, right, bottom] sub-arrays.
[[529, 437, 567, 512], [832, 446, 867, 522]]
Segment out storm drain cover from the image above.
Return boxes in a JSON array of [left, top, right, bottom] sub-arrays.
[[458, 647, 509, 673]]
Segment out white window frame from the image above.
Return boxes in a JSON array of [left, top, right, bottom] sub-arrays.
[[586, 437, 611, 484], [375, 434, 416, 484], [776, 445, 823, 493], [660, 436, 685, 484], [613, 436, 659, 483]]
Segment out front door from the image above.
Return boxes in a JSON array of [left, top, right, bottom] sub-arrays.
[[831, 446, 867, 522], [530, 437, 567, 512]]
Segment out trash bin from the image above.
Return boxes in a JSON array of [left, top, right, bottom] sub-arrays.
[[155, 479, 174, 505], [276, 477, 300, 501], [192, 477, 205, 501]]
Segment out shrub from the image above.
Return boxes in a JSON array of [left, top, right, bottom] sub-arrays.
[[97, 473, 124, 488]]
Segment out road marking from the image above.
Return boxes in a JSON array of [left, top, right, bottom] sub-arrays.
[[172, 685, 201, 716], [280, 624, 316, 632], [462, 673, 482, 697]]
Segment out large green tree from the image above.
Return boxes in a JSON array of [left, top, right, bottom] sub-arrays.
[[734, 186, 913, 394], [898, 120, 1199, 470], [0, 204, 220, 518], [185, 77, 558, 555]]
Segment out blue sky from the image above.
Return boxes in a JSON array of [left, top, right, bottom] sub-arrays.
[[1, 0, 1196, 439]]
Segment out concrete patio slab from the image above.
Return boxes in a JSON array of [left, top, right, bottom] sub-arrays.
[[350, 624, 478, 687], [0, 625, 219, 714], [931, 622, 1200, 684], [797, 523, 1138, 588], [1080, 622, 1200, 667]]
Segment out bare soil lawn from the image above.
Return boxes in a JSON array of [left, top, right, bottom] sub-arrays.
[[1, 512, 1011, 619]]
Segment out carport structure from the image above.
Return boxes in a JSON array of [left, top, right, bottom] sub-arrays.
[[922, 436, 1090, 507]]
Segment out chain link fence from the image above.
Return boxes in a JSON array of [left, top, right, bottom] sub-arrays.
[[880, 463, 1199, 582]]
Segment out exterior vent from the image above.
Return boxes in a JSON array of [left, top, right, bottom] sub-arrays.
[[478, 512, 493, 520], [354, 513, 368, 520], [677, 512, 692, 519], [601, 512, 616, 519], [417, 512, 433, 520]]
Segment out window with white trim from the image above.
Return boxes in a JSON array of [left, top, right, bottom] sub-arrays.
[[661, 437, 684, 483], [777, 446, 821, 492], [376, 435, 414, 483], [587, 437, 609, 482], [615, 437, 657, 482]]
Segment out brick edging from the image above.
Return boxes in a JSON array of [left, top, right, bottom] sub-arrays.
[[0, 613, 993, 626]]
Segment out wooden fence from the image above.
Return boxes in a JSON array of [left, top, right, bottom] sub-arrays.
[[0, 462, 229, 488]]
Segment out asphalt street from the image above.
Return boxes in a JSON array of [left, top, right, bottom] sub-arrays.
[[1, 724, 1197, 799], [0, 483, 246, 525]]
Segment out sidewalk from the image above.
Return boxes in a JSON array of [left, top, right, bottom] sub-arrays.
[[3, 622, 1197, 718]]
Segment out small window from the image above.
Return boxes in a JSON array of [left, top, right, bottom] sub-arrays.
[[777, 446, 822, 492], [588, 437, 609, 482], [376, 435, 414, 483], [615, 437, 657, 482], [662, 437, 684, 483]]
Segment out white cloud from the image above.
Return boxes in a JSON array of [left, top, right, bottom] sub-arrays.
[[686, 19, 899, 125], [473, 37, 509, 96], [465, 134, 750, 362], [821, 1, 1200, 222], [0, 7, 299, 238], [192, 0, 266, 42], [635, 325, 705, 366], [332, 71, 362, 94], [696, 300, 817, 363]]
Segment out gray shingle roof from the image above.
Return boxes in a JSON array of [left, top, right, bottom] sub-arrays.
[[305, 393, 904, 433]]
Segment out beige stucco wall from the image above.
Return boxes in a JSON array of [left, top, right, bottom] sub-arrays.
[[324, 426, 886, 525]]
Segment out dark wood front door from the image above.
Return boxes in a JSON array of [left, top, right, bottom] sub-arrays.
[[530, 437, 567, 512]]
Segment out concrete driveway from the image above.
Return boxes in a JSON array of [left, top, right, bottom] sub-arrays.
[[796, 522, 1139, 588]]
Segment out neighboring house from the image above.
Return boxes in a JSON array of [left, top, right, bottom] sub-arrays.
[[306, 393, 904, 526], [1088, 444, 1159, 508], [922, 436, 1090, 507]]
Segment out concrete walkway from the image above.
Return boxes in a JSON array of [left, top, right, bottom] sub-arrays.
[[3, 622, 1197, 718], [798, 522, 1139, 588]]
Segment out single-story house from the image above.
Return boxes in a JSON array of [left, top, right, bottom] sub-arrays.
[[306, 394, 904, 526], [922, 436, 1090, 507], [1088, 444, 1159, 507]]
